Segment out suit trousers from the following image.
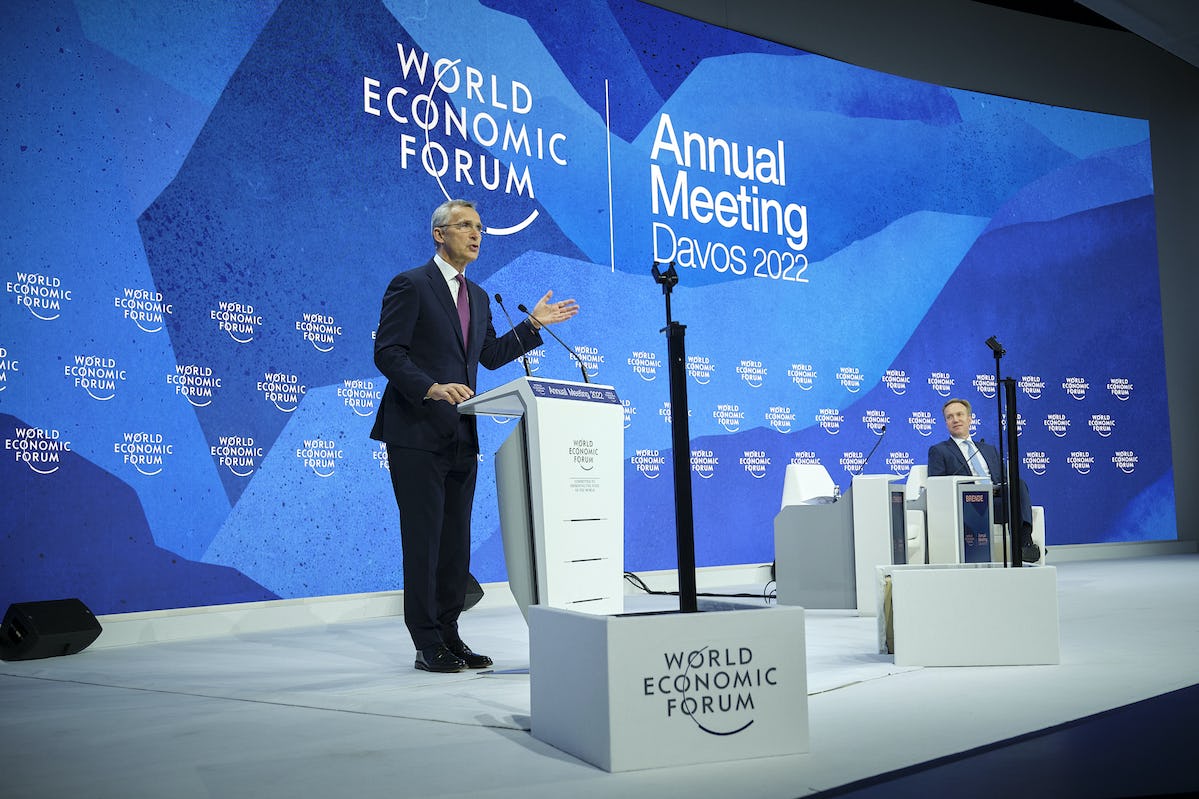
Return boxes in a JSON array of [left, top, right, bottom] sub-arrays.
[[386, 425, 478, 650]]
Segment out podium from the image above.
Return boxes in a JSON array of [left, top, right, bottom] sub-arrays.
[[923, 476, 996, 564], [773, 473, 903, 614], [458, 377, 624, 619]]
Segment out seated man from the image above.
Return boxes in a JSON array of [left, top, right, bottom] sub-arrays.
[[927, 397, 1041, 564]]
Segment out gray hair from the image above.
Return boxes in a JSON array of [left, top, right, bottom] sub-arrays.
[[430, 199, 477, 234]]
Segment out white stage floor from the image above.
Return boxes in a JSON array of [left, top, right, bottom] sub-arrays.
[[2, 554, 1197, 799]]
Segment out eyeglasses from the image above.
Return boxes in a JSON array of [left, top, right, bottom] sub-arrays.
[[437, 221, 485, 235]]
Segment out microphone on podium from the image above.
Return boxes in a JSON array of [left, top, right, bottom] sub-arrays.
[[517, 303, 590, 383], [856, 423, 888, 476], [493, 293, 531, 377]]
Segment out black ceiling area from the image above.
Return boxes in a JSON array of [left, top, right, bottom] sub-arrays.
[[974, 0, 1126, 30], [973, 0, 1199, 68]]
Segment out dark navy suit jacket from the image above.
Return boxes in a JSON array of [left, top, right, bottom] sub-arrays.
[[927, 437, 1032, 528], [370, 259, 540, 452]]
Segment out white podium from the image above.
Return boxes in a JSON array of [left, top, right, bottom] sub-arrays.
[[774, 473, 902, 614], [924, 476, 998, 564], [459, 377, 624, 619]]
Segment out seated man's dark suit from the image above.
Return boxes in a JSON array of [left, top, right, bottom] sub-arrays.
[[927, 437, 1033, 536], [371, 259, 540, 650]]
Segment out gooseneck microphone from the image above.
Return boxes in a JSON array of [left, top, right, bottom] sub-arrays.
[[517, 303, 589, 383], [493, 293, 531, 377], [857, 423, 887, 475]]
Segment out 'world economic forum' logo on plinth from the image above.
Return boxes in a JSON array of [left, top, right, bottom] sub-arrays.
[[641, 645, 780, 737]]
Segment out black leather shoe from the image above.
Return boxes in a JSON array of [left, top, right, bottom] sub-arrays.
[[445, 639, 493, 669], [1021, 542, 1042, 564], [415, 644, 467, 673]]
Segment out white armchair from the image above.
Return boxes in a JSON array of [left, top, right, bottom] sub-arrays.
[[904, 466, 929, 565], [779, 463, 837, 508]]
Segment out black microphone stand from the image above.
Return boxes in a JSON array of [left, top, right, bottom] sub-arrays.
[[985, 336, 1022, 568], [652, 261, 698, 613], [1002, 377, 1025, 568], [494, 294, 531, 376]]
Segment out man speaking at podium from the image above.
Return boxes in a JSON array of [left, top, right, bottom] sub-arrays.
[[371, 199, 578, 673], [928, 398, 1041, 564]]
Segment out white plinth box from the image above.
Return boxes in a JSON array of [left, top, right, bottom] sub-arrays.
[[529, 605, 809, 772], [888, 564, 1060, 666]]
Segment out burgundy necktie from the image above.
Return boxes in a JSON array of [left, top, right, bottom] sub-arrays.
[[454, 274, 470, 347]]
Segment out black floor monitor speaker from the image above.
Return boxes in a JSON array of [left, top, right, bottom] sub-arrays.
[[0, 598, 103, 661]]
